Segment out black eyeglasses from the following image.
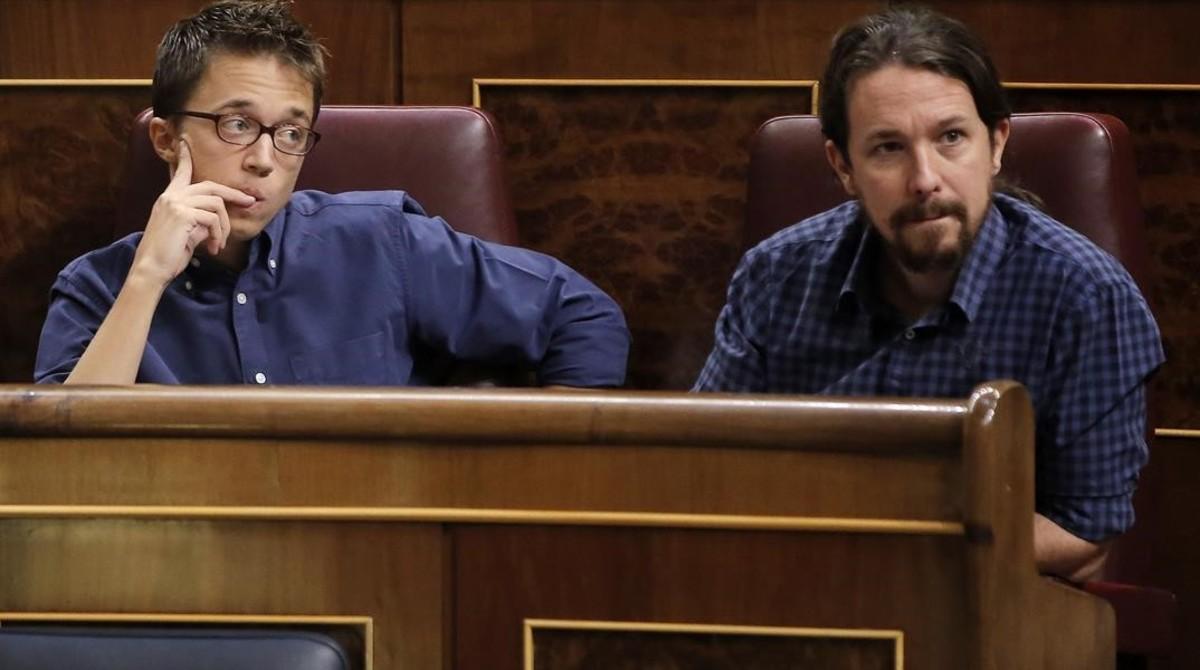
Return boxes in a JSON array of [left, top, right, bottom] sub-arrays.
[[173, 111, 321, 156]]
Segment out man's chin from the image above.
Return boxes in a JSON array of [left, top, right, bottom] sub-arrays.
[[899, 249, 963, 274], [227, 215, 273, 242]]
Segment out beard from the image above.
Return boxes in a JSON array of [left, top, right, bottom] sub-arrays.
[[882, 197, 976, 274]]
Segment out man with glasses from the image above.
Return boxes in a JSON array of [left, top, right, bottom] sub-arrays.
[[35, 0, 629, 387]]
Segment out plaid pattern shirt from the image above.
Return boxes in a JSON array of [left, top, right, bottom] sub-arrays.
[[695, 194, 1164, 542]]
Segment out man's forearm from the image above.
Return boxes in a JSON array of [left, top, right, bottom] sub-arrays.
[[64, 274, 163, 385], [1034, 513, 1111, 583]]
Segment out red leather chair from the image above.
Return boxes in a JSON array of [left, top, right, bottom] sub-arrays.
[[744, 112, 1174, 666], [115, 105, 517, 244]]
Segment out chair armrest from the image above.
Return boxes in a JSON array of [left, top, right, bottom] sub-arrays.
[[1083, 580, 1177, 656]]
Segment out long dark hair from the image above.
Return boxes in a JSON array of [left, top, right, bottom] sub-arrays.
[[819, 5, 1010, 161]]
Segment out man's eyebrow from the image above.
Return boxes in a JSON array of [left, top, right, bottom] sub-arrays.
[[935, 114, 971, 129], [286, 106, 313, 124], [860, 115, 975, 144], [214, 99, 254, 112], [214, 99, 312, 124], [862, 127, 903, 144]]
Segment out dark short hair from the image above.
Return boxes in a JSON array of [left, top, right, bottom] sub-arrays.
[[152, 0, 328, 121], [819, 5, 1010, 158]]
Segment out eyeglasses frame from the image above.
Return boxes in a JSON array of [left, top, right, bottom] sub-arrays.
[[171, 110, 322, 156]]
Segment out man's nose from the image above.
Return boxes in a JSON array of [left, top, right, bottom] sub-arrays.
[[908, 144, 941, 197], [242, 132, 276, 175]]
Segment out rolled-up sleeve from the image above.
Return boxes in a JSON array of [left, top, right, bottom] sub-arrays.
[[34, 265, 117, 384], [1036, 278, 1164, 542]]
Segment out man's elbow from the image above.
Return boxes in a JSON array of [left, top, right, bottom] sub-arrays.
[[1033, 512, 1112, 583]]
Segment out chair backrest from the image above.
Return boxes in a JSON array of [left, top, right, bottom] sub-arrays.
[[744, 112, 1152, 296], [0, 627, 351, 670], [115, 105, 518, 244]]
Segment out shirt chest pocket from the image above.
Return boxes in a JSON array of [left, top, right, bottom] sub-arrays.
[[290, 330, 392, 385]]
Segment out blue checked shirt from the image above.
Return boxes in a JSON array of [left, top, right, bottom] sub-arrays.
[[695, 194, 1164, 542], [36, 190, 629, 388]]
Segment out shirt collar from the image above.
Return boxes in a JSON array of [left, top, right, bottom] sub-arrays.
[[834, 198, 1009, 323], [947, 201, 1007, 323], [183, 198, 290, 280], [257, 200, 289, 261], [835, 209, 873, 314]]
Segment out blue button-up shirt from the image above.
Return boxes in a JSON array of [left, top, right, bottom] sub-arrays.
[[695, 194, 1164, 542], [36, 190, 630, 387]]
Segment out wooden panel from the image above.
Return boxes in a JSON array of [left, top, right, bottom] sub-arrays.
[[0, 386, 964, 521], [0, 518, 445, 670], [0, 85, 150, 384], [925, 1, 1200, 84], [479, 83, 814, 389], [294, 0, 399, 104], [454, 525, 962, 670], [401, 0, 877, 104], [0, 0, 397, 103], [1144, 436, 1200, 670], [0, 383, 1116, 669], [0, 438, 958, 523], [0, 1, 199, 78]]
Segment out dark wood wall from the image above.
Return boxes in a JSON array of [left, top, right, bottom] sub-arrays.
[[1, 2, 1198, 668]]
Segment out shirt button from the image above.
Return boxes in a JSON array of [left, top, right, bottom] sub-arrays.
[[254, 372, 267, 384], [190, 258, 200, 268], [236, 292, 248, 305], [268, 259, 277, 270], [904, 328, 916, 341], [184, 280, 194, 291]]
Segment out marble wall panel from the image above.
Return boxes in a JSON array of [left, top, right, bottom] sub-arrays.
[[0, 86, 150, 382], [530, 623, 896, 670], [479, 82, 814, 390]]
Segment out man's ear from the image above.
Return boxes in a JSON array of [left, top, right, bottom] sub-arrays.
[[148, 116, 179, 165], [990, 117, 1011, 176], [824, 139, 857, 197]]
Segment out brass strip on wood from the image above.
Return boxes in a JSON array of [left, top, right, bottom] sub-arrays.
[[1154, 428, 1200, 440], [0, 505, 964, 535], [0, 78, 152, 86], [1004, 82, 1200, 91], [0, 612, 371, 625]]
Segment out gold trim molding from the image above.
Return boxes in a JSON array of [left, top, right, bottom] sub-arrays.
[[523, 618, 903, 670], [0, 78, 151, 87], [0, 504, 963, 535], [1155, 428, 1200, 440], [1004, 82, 1200, 92]]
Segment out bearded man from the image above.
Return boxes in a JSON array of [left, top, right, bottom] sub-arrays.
[[694, 6, 1163, 583]]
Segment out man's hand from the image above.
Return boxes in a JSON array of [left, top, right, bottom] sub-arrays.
[[62, 138, 255, 384], [129, 138, 254, 287]]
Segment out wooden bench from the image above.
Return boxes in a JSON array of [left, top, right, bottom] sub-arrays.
[[0, 381, 1113, 669]]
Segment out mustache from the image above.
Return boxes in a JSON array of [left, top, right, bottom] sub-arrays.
[[890, 199, 968, 227]]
